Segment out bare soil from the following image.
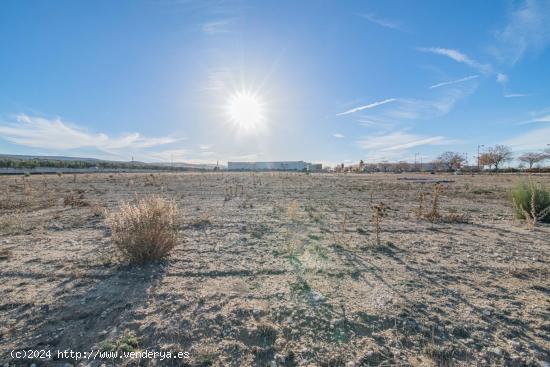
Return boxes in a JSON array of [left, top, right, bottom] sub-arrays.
[[1, 172, 549, 366]]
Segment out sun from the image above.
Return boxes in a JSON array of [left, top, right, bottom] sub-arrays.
[[225, 90, 265, 133]]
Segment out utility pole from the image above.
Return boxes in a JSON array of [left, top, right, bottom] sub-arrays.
[[414, 152, 419, 171]]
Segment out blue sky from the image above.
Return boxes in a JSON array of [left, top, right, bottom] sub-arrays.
[[1, 0, 549, 166]]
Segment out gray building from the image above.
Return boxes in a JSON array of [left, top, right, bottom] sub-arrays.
[[228, 161, 321, 171]]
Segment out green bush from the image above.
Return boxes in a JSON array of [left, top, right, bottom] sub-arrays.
[[509, 180, 550, 223]]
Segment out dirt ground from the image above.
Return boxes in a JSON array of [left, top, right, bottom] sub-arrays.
[[0, 172, 549, 366]]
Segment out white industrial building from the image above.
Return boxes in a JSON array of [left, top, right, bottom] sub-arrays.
[[228, 161, 322, 171]]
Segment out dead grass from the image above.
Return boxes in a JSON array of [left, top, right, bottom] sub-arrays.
[[63, 191, 90, 207], [106, 196, 179, 264], [0, 247, 11, 260]]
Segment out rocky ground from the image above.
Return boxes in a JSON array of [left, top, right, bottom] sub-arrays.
[[0, 172, 549, 366]]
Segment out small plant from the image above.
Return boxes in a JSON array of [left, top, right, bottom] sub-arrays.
[[191, 212, 212, 230], [416, 192, 426, 219], [425, 183, 442, 222], [100, 331, 140, 353], [287, 200, 300, 221], [340, 212, 348, 233], [0, 248, 11, 260], [371, 202, 388, 246], [63, 192, 89, 207], [107, 196, 178, 264], [510, 180, 550, 229]]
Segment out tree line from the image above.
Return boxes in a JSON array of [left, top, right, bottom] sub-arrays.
[[0, 157, 188, 171], [436, 145, 550, 171]]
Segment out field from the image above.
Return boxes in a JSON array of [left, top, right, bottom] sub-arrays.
[[0, 172, 549, 366]]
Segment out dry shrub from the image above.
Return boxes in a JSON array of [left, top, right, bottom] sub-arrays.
[[425, 183, 442, 222], [63, 191, 89, 207], [107, 196, 178, 264], [0, 248, 11, 260], [372, 202, 388, 246], [287, 200, 300, 221], [443, 212, 469, 224]]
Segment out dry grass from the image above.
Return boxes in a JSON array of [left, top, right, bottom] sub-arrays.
[[0, 247, 11, 260], [425, 183, 442, 222], [371, 202, 388, 246], [63, 191, 90, 207], [106, 196, 179, 264], [287, 200, 300, 221]]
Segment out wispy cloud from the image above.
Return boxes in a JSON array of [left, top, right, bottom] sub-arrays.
[[503, 125, 550, 150], [518, 113, 550, 124], [418, 47, 492, 74], [358, 13, 405, 31], [336, 98, 396, 116], [148, 149, 187, 162], [0, 114, 180, 153], [491, 0, 550, 65], [355, 130, 458, 162], [504, 93, 533, 98], [202, 18, 235, 34], [385, 85, 476, 121], [496, 73, 509, 84], [496, 73, 533, 98], [333, 133, 345, 138], [429, 75, 479, 89]]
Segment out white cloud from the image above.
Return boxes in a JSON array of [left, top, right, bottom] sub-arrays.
[[504, 93, 532, 98], [503, 125, 550, 150], [418, 47, 492, 74], [356, 130, 453, 152], [518, 113, 550, 124], [333, 133, 345, 138], [496, 73, 509, 84], [385, 86, 476, 121], [202, 19, 234, 34], [429, 75, 479, 89], [358, 13, 405, 31], [336, 98, 396, 116], [492, 0, 550, 65], [0, 114, 179, 153], [355, 130, 458, 162], [148, 149, 187, 162]]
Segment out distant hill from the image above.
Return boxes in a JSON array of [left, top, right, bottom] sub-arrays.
[[0, 154, 222, 171], [0, 153, 105, 162]]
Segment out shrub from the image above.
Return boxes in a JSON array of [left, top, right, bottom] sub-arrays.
[[107, 196, 178, 264], [509, 180, 550, 225]]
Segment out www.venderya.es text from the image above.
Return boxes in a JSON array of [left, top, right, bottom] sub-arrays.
[[10, 349, 190, 361]]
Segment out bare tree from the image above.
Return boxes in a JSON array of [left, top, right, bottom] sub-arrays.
[[437, 151, 466, 171], [518, 152, 545, 169], [486, 145, 513, 171]]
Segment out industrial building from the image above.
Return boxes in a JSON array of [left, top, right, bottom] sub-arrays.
[[228, 161, 322, 172]]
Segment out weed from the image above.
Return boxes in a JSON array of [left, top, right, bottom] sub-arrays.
[[100, 331, 140, 353], [63, 192, 89, 207], [425, 183, 443, 222], [0, 247, 11, 260], [192, 213, 212, 230], [416, 192, 426, 219], [106, 196, 178, 264], [510, 180, 550, 229], [371, 202, 388, 246], [287, 200, 300, 221]]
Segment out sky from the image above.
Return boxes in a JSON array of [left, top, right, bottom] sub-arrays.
[[1, 0, 550, 167]]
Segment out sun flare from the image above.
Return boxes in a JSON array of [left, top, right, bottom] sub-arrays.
[[225, 91, 265, 133]]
